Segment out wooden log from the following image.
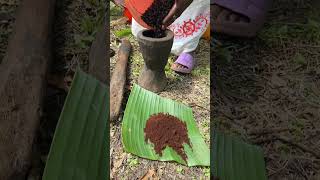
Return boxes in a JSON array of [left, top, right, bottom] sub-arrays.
[[0, 0, 55, 179], [88, 16, 109, 84], [110, 39, 132, 122]]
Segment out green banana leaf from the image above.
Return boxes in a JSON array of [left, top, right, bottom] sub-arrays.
[[212, 131, 267, 180], [43, 69, 109, 180], [122, 84, 210, 166]]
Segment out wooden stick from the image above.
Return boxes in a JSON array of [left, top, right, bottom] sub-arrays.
[[110, 39, 132, 122]]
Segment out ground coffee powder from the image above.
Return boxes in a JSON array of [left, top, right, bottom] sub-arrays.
[[141, 0, 175, 38], [144, 113, 191, 162]]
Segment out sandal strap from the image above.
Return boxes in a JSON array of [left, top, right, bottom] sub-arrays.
[[175, 53, 195, 70]]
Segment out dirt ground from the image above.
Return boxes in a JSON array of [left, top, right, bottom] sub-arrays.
[[1, 0, 106, 179], [110, 3, 210, 179], [213, 0, 320, 179]]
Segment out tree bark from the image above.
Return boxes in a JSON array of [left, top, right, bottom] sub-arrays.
[[0, 0, 55, 179], [88, 16, 109, 84], [110, 39, 132, 122]]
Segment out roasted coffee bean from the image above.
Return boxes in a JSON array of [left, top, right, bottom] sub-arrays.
[[141, 0, 175, 38]]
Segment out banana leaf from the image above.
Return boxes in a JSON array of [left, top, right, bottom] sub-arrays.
[[212, 131, 267, 180], [121, 84, 210, 166], [43, 69, 109, 180]]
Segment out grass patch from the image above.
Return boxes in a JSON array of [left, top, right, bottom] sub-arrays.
[[213, 46, 233, 64], [110, 1, 123, 20], [203, 167, 210, 177], [165, 55, 184, 81], [130, 52, 144, 79], [292, 52, 307, 66], [176, 166, 184, 174], [73, 0, 106, 49], [259, 4, 320, 45], [127, 155, 139, 167], [259, 19, 320, 45], [114, 28, 132, 38], [192, 65, 210, 77]]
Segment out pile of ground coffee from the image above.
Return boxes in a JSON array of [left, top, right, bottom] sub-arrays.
[[144, 113, 191, 162], [141, 0, 175, 38]]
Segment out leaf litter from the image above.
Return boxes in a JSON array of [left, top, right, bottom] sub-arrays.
[[212, 0, 320, 179]]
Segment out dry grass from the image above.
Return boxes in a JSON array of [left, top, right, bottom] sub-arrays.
[[212, 0, 320, 179]]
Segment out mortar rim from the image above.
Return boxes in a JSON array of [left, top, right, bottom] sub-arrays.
[[137, 29, 174, 42]]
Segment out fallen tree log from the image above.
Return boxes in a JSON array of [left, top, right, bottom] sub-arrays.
[[0, 0, 55, 179], [110, 39, 132, 122], [88, 16, 109, 84]]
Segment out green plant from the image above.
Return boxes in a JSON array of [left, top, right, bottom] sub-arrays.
[[213, 131, 267, 180], [293, 52, 307, 65], [81, 15, 97, 35], [114, 28, 132, 38], [214, 47, 233, 64], [128, 156, 139, 167], [74, 34, 95, 49], [42, 69, 109, 180], [176, 167, 184, 174], [259, 18, 320, 45], [74, 0, 106, 49], [203, 167, 210, 177], [191, 65, 210, 77]]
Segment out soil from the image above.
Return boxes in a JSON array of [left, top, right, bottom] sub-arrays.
[[0, 0, 55, 179], [1, 0, 105, 179], [212, 0, 320, 179], [141, 0, 174, 38], [144, 113, 191, 162]]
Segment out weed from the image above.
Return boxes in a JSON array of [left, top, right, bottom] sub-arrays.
[[110, 1, 123, 18], [259, 18, 320, 45], [192, 65, 210, 77], [202, 120, 209, 129], [80, 15, 97, 35], [176, 166, 184, 174], [165, 55, 184, 81], [130, 52, 143, 79], [214, 46, 233, 64], [127, 156, 139, 167], [73, 0, 106, 49], [278, 143, 290, 155], [74, 34, 95, 49], [114, 28, 132, 38], [290, 118, 305, 140], [203, 167, 210, 177], [292, 52, 307, 66]]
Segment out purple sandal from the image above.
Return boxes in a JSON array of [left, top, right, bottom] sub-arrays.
[[211, 0, 272, 37], [171, 53, 195, 74]]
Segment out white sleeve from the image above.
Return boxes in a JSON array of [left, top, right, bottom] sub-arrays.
[[131, 18, 147, 38]]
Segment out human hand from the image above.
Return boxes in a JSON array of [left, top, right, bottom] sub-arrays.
[[162, 0, 193, 29]]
